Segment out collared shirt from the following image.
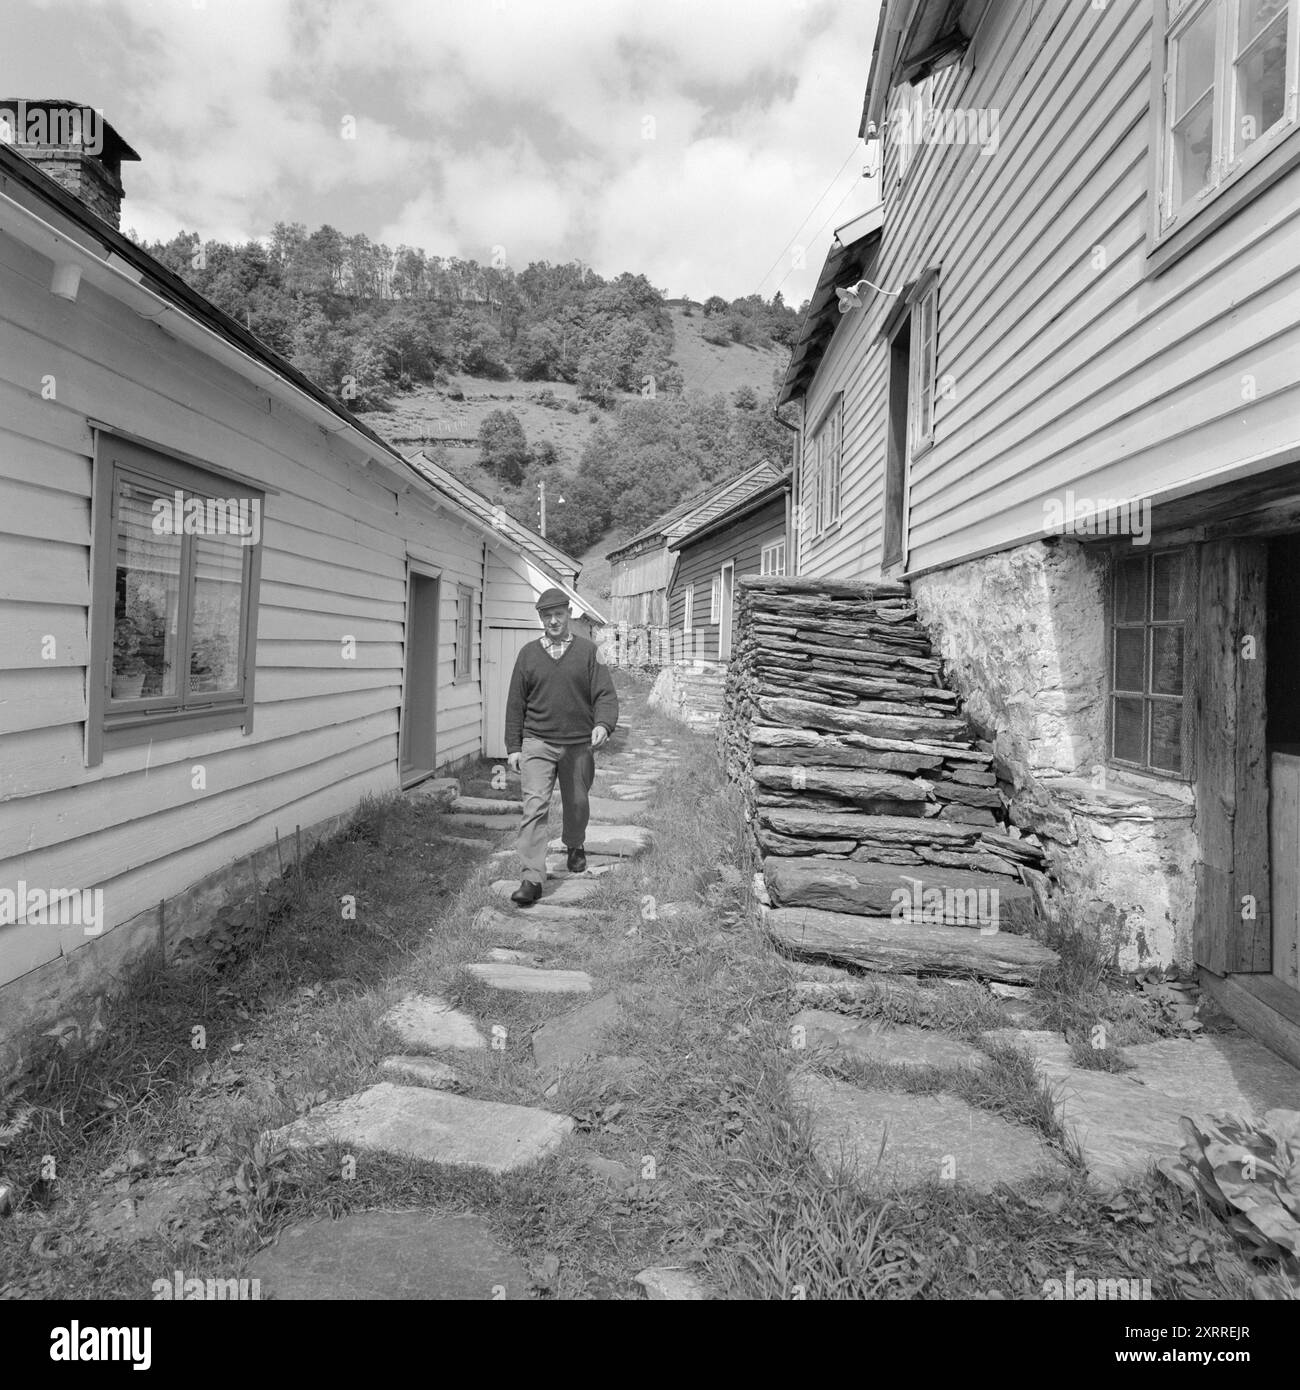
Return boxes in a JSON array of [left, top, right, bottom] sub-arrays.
[[541, 634, 574, 661]]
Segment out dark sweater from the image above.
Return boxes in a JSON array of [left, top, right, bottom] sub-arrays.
[[505, 636, 619, 752]]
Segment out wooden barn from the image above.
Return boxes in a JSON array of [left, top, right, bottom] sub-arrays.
[[605, 460, 786, 662], [781, 0, 1300, 1062], [666, 472, 791, 664], [0, 105, 565, 1069]]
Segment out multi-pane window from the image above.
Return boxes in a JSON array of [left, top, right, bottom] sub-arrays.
[[1110, 550, 1191, 776], [90, 434, 262, 761], [761, 540, 787, 575], [809, 399, 842, 538], [894, 75, 934, 182], [909, 284, 938, 454], [1160, 0, 1298, 229], [710, 572, 722, 624], [455, 586, 474, 680], [683, 583, 694, 633]]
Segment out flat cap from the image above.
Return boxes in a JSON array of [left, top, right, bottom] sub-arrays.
[[535, 587, 571, 611]]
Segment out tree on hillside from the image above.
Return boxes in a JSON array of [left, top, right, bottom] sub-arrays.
[[479, 409, 530, 485]]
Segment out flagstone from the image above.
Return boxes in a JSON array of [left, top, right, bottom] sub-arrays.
[[790, 1072, 1062, 1192], [266, 1082, 573, 1174], [380, 1056, 462, 1089], [491, 876, 601, 905], [792, 1011, 990, 1071], [465, 963, 593, 993], [635, 1266, 710, 1300], [248, 1211, 529, 1300], [532, 992, 624, 1072], [547, 824, 652, 857], [1122, 1035, 1300, 1120], [383, 994, 486, 1051]]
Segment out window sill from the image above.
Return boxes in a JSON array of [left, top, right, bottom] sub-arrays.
[[1147, 121, 1300, 277], [807, 520, 843, 546], [103, 703, 252, 752]]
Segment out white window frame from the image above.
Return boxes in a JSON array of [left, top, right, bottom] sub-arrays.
[[808, 395, 843, 540], [454, 585, 474, 682], [710, 572, 722, 624], [760, 540, 787, 575], [683, 582, 694, 633], [1151, 0, 1300, 261], [908, 281, 939, 459]]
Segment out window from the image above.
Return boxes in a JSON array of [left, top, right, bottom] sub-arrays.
[[683, 583, 694, 633], [882, 275, 940, 569], [88, 433, 263, 763], [1157, 0, 1298, 235], [808, 396, 843, 540], [1109, 549, 1193, 777], [710, 572, 722, 624], [454, 586, 475, 680], [761, 540, 787, 575], [893, 75, 934, 182]]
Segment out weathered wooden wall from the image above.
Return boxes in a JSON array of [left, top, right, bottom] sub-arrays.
[[797, 0, 1300, 579], [0, 224, 486, 989]]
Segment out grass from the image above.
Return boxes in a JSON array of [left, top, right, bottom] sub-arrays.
[[0, 672, 1293, 1300]]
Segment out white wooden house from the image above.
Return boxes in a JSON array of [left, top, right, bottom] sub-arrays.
[[605, 460, 786, 663], [0, 107, 570, 1070], [781, 0, 1300, 1063]]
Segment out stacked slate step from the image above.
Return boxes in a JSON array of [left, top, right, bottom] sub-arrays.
[[720, 577, 1057, 982]]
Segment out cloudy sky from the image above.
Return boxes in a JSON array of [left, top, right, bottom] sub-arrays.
[[8, 0, 882, 303]]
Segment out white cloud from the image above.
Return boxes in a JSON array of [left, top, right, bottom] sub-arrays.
[[12, 0, 880, 300]]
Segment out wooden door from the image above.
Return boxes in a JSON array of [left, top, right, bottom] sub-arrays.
[[1194, 539, 1270, 974], [1270, 752, 1300, 990], [483, 626, 536, 759], [400, 568, 439, 786]]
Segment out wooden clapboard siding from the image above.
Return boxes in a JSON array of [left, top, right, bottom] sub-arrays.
[[0, 207, 500, 989], [797, 0, 1300, 581], [484, 549, 540, 627], [669, 499, 787, 662]]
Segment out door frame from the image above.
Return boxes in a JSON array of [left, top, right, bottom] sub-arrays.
[[719, 560, 736, 661], [399, 559, 441, 788]]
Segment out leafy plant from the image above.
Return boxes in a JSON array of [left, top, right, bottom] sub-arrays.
[[1158, 1110, 1300, 1260]]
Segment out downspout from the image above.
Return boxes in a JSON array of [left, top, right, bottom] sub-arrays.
[[772, 406, 801, 576]]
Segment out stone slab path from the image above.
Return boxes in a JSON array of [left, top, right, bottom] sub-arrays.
[[793, 1010, 990, 1071], [383, 994, 486, 1051], [249, 1211, 530, 1300], [464, 963, 593, 994], [791, 1072, 1064, 1193], [380, 1056, 461, 1089], [266, 1082, 574, 1174], [490, 876, 601, 905], [532, 992, 624, 1072], [547, 824, 652, 857], [980, 1027, 1300, 1189]]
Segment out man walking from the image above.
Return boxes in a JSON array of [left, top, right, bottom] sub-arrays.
[[505, 588, 619, 905]]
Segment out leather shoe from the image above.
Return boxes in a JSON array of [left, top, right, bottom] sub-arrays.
[[510, 880, 542, 906], [566, 846, 587, 874]]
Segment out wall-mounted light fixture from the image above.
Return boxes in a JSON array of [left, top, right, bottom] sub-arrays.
[[50, 261, 81, 301]]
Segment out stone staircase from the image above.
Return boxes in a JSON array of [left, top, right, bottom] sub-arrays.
[[648, 662, 727, 730], [720, 577, 1059, 982]]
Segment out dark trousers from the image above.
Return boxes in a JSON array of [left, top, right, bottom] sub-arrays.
[[517, 737, 595, 883]]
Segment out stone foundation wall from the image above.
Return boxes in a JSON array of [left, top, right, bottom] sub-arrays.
[[648, 663, 726, 729], [911, 538, 1196, 970]]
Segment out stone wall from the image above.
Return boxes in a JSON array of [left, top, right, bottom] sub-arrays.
[[911, 538, 1196, 971], [648, 663, 726, 729]]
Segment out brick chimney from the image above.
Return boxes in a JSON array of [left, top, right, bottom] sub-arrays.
[[0, 99, 140, 229]]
